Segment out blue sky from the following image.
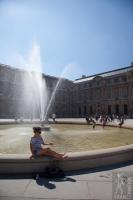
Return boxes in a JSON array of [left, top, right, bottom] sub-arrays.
[[0, 0, 133, 80]]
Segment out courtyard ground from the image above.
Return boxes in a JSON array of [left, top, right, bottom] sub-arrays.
[[0, 162, 133, 200], [0, 118, 133, 200]]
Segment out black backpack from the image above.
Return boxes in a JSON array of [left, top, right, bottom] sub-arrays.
[[32, 165, 65, 179]]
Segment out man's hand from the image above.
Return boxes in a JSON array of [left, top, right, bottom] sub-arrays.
[[49, 142, 54, 145]]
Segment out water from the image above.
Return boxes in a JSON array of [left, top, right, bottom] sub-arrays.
[[19, 42, 48, 121], [44, 64, 71, 119], [12, 42, 72, 121], [0, 124, 133, 154]]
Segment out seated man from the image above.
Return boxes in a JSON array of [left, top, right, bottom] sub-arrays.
[[30, 127, 68, 159]]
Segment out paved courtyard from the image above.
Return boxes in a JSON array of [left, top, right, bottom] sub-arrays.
[[0, 162, 133, 200], [0, 118, 133, 200]]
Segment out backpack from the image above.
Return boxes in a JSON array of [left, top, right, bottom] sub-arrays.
[[32, 165, 65, 179]]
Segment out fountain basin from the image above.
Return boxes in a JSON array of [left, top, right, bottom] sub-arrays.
[[41, 126, 51, 131], [0, 121, 133, 174], [0, 144, 133, 174], [1, 123, 133, 154]]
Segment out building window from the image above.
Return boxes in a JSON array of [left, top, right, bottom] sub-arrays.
[[108, 105, 111, 115], [121, 76, 127, 82], [90, 106, 93, 115], [122, 87, 128, 98], [78, 106, 81, 115], [114, 88, 119, 98], [114, 77, 119, 83], [124, 104, 128, 115], [107, 79, 111, 84], [84, 105, 87, 115], [115, 104, 119, 115]]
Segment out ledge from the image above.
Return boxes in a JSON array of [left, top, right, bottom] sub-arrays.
[[0, 144, 133, 174], [0, 120, 133, 174]]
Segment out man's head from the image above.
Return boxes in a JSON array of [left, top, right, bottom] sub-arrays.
[[33, 127, 41, 134]]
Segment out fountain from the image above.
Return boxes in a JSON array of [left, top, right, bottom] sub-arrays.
[[18, 42, 51, 130], [20, 42, 71, 130]]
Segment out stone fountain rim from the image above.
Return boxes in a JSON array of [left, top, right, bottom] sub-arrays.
[[0, 121, 133, 173]]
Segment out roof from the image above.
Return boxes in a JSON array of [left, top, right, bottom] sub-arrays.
[[74, 65, 133, 83], [0, 63, 72, 83]]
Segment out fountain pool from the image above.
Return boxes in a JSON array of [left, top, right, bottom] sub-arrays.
[[0, 123, 133, 154]]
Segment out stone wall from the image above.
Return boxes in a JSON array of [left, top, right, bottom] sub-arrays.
[[1, 144, 133, 174]]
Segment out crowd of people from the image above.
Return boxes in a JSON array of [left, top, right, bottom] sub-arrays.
[[86, 114, 126, 129]]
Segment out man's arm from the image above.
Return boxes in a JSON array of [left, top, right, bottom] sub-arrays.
[[41, 136, 53, 146], [42, 142, 53, 145], [30, 143, 35, 159]]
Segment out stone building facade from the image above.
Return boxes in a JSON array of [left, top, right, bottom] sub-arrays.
[[0, 64, 73, 119], [0, 63, 133, 119], [73, 64, 133, 118], [44, 75, 73, 118]]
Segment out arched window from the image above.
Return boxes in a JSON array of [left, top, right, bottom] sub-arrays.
[[84, 105, 87, 115], [90, 106, 93, 115], [78, 106, 81, 115], [124, 104, 128, 115], [115, 104, 119, 115], [108, 105, 111, 115]]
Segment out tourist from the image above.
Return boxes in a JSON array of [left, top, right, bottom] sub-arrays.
[[102, 118, 107, 128], [30, 127, 68, 159], [52, 113, 56, 123], [92, 119, 96, 129], [85, 116, 90, 124], [118, 117, 124, 128]]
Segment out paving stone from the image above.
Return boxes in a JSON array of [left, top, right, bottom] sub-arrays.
[[0, 179, 31, 197], [24, 178, 90, 199], [87, 181, 112, 200]]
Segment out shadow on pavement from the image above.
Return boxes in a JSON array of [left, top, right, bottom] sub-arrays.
[[35, 176, 76, 189]]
